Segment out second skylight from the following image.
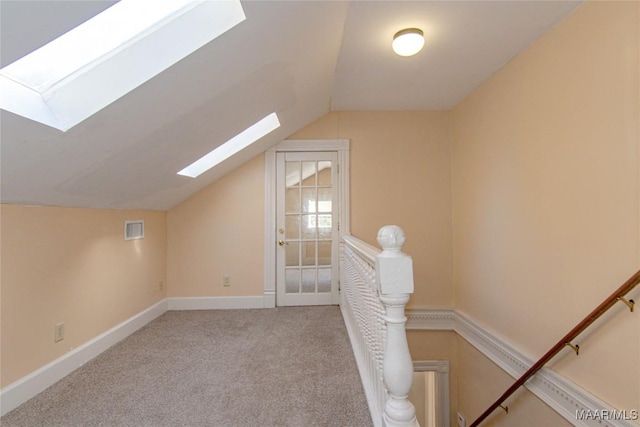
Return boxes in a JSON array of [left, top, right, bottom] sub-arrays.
[[178, 113, 281, 178]]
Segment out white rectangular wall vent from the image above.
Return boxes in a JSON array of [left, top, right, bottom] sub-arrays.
[[124, 220, 144, 240]]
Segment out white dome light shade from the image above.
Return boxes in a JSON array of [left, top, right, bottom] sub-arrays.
[[392, 28, 424, 57]]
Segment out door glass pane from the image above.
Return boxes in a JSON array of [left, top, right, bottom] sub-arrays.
[[318, 188, 332, 212], [318, 161, 331, 186], [301, 161, 316, 186], [285, 269, 299, 294], [317, 241, 331, 265], [301, 215, 316, 239], [285, 241, 299, 266], [318, 216, 332, 239], [301, 188, 316, 213], [285, 215, 300, 239], [286, 161, 300, 187], [301, 269, 315, 293], [285, 188, 300, 214], [318, 268, 331, 293], [301, 241, 316, 266]]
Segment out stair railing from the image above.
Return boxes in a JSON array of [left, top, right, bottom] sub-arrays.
[[340, 225, 419, 427], [471, 269, 640, 427]]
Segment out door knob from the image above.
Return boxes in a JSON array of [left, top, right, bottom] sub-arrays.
[[278, 240, 287, 246]]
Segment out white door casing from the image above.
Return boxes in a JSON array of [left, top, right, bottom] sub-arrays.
[[264, 139, 350, 307]]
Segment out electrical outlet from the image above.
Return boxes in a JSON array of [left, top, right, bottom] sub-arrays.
[[457, 412, 466, 427], [159, 280, 164, 291], [223, 276, 231, 287], [54, 322, 65, 343]]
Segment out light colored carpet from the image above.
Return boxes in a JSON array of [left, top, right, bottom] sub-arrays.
[[1, 306, 372, 427]]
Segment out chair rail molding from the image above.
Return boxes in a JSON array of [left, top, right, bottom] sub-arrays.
[[406, 308, 638, 427]]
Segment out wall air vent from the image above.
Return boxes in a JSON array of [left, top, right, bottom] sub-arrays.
[[124, 220, 144, 240]]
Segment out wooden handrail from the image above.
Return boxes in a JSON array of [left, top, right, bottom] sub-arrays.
[[470, 269, 640, 427]]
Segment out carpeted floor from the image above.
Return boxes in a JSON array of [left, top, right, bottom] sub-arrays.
[[1, 306, 372, 427]]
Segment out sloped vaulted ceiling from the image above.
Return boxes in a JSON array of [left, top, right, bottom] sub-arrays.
[[0, 1, 581, 210], [0, 1, 349, 210]]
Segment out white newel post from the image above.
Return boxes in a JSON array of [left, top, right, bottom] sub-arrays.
[[376, 226, 418, 427]]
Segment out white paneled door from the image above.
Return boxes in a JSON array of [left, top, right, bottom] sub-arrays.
[[276, 152, 339, 306]]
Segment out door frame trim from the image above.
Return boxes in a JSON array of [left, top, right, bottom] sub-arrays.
[[264, 139, 350, 307]]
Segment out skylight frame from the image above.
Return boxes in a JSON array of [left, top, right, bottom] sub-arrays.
[[0, 0, 246, 131], [1, 0, 201, 93], [178, 113, 281, 178]]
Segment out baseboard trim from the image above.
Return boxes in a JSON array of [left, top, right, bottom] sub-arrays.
[[1, 296, 279, 416], [167, 295, 272, 311], [406, 308, 636, 427], [0, 299, 168, 417]]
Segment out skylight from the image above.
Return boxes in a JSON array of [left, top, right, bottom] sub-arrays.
[[178, 113, 281, 178], [0, 0, 246, 131]]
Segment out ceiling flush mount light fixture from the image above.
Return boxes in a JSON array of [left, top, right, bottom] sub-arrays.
[[392, 28, 424, 57]]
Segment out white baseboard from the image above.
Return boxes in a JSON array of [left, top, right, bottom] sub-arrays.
[[0, 295, 281, 417], [406, 308, 638, 427], [167, 295, 274, 311], [0, 299, 168, 417]]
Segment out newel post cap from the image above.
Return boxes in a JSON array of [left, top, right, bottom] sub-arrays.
[[377, 225, 406, 254], [376, 225, 414, 295]]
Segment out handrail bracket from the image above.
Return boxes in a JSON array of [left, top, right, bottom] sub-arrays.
[[469, 269, 640, 427], [617, 296, 635, 312], [564, 342, 580, 355]]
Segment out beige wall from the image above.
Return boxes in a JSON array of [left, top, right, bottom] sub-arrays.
[[452, 0, 639, 415], [167, 111, 454, 308], [4, 5, 636, 422], [0, 204, 166, 387], [408, 331, 573, 426], [291, 111, 454, 308], [455, 337, 572, 427], [167, 155, 265, 297]]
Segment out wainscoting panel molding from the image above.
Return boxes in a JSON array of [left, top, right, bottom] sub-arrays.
[[406, 309, 636, 427]]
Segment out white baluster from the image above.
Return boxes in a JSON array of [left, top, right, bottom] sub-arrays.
[[376, 226, 418, 427]]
